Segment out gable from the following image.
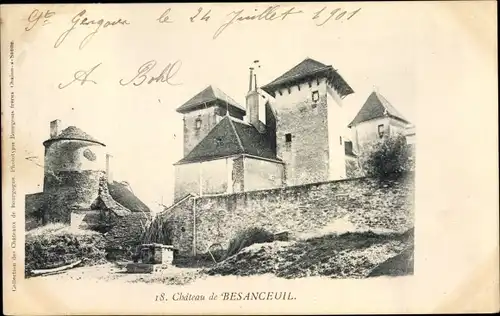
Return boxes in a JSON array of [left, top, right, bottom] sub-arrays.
[[175, 117, 243, 164], [175, 116, 280, 165]]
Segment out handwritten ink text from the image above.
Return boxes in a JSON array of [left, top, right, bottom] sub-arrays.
[[190, 7, 211, 23], [119, 60, 182, 86], [312, 7, 361, 26], [157, 9, 174, 23], [25, 9, 55, 31], [213, 5, 303, 39], [54, 9, 130, 50], [58, 62, 102, 89]]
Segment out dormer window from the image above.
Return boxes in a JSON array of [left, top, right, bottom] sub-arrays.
[[312, 90, 319, 103], [195, 118, 202, 130], [378, 124, 384, 138]]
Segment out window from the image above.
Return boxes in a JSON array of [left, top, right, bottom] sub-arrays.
[[215, 136, 224, 146], [285, 133, 292, 143], [214, 107, 226, 116], [312, 90, 320, 102], [195, 118, 202, 130], [181, 227, 186, 233], [378, 124, 384, 138], [339, 136, 342, 145]]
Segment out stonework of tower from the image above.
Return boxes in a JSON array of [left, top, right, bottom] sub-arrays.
[[42, 121, 107, 223], [182, 105, 225, 156], [261, 58, 354, 186], [176, 85, 246, 156], [273, 79, 332, 185]]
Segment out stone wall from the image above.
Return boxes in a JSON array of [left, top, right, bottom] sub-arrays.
[[44, 140, 106, 174], [42, 170, 105, 223], [183, 106, 220, 156], [159, 173, 414, 256], [243, 157, 284, 192], [25, 192, 45, 231], [274, 80, 330, 186], [103, 212, 152, 260], [182, 103, 245, 157], [174, 158, 232, 201], [157, 197, 195, 255]]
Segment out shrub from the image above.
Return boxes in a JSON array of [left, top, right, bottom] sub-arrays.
[[359, 134, 414, 181], [225, 227, 275, 259], [25, 224, 107, 277], [346, 159, 364, 178]]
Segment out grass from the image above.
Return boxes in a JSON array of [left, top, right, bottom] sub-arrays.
[[25, 223, 107, 277], [224, 227, 275, 259], [205, 228, 414, 279]]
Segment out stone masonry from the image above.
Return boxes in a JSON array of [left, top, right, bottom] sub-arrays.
[[157, 173, 414, 256]]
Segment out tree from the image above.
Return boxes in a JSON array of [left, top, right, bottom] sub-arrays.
[[359, 133, 414, 180]]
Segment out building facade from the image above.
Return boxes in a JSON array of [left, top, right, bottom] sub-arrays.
[[348, 91, 413, 152], [173, 58, 355, 200], [261, 58, 354, 185], [25, 120, 152, 231]]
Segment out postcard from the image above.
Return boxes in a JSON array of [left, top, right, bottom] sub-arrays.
[[1, 2, 498, 315]]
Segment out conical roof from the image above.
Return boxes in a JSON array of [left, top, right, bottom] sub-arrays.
[[348, 91, 410, 127], [43, 126, 105, 147]]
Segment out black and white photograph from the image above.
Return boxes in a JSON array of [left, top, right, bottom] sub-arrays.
[[2, 2, 497, 315]]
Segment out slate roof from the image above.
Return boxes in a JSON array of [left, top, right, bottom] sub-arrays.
[[91, 179, 131, 217], [348, 91, 410, 127], [175, 116, 281, 165], [108, 181, 152, 213], [43, 126, 106, 147], [176, 85, 246, 114], [261, 58, 354, 98]]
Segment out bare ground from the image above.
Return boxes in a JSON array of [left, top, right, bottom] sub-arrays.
[[31, 262, 205, 285], [30, 229, 413, 284]]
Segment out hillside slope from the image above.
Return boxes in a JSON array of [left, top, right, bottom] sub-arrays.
[[205, 229, 414, 279]]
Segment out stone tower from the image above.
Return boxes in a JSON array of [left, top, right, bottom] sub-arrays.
[[176, 85, 246, 156], [261, 58, 354, 185], [42, 120, 107, 222]]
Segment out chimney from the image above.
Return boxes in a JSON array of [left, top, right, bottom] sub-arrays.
[[248, 67, 254, 92], [246, 68, 259, 125], [50, 119, 62, 138], [106, 154, 113, 183], [246, 61, 266, 133]]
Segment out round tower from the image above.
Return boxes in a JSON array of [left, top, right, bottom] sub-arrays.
[[42, 120, 107, 223]]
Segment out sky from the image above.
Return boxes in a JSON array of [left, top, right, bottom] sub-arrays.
[[13, 3, 423, 210]]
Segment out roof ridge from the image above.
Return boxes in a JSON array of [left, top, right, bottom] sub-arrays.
[[348, 90, 410, 127], [228, 115, 251, 126], [374, 92, 390, 115], [176, 85, 245, 113], [227, 116, 245, 152], [375, 91, 409, 121]]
